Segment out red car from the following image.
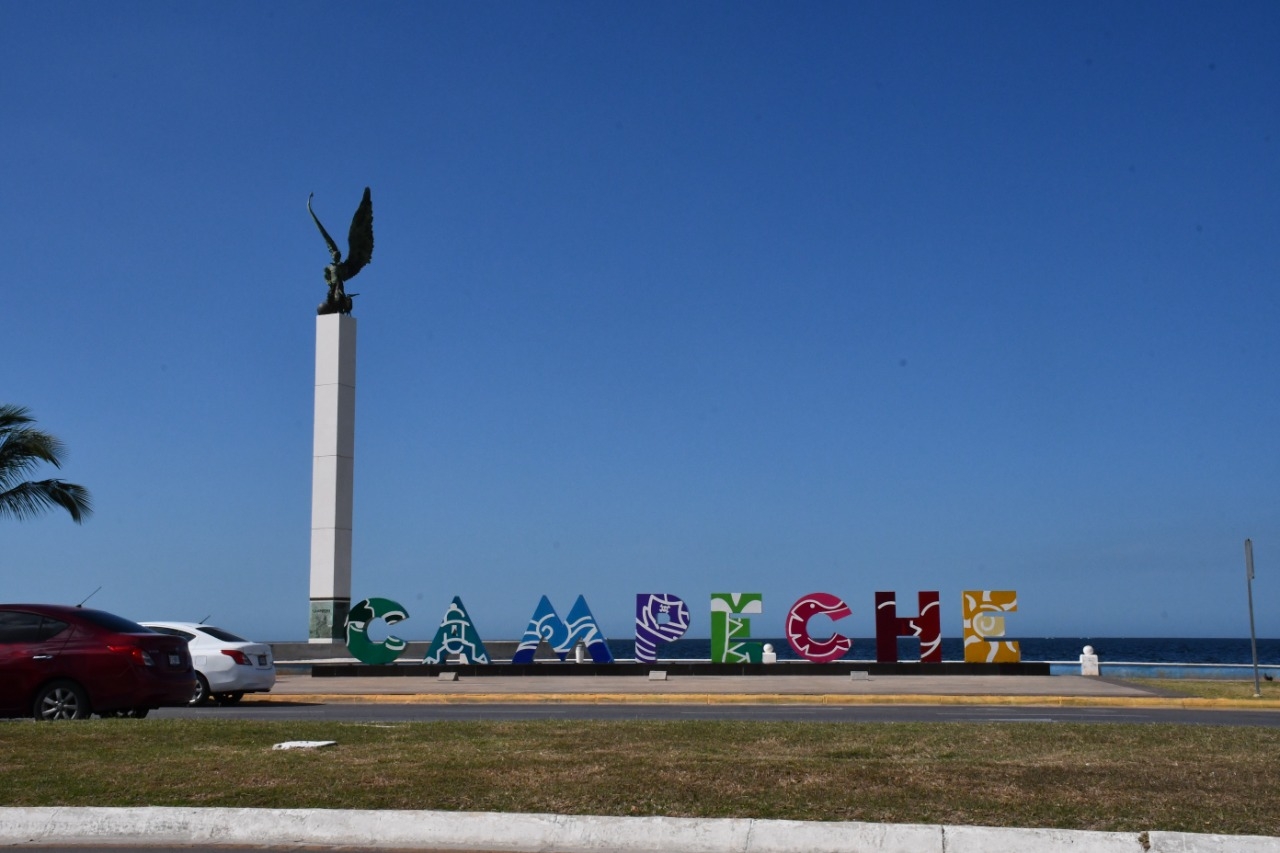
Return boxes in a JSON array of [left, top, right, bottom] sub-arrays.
[[0, 604, 195, 720]]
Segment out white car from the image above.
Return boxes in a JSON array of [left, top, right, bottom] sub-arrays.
[[141, 622, 275, 706]]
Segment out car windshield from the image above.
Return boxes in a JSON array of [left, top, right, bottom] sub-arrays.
[[76, 609, 151, 634], [148, 625, 197, 641], [198, 626, 248, 643]]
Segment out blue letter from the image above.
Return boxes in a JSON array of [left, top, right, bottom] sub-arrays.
[[512, 595, 613, 663]]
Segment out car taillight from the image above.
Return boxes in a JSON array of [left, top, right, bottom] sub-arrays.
[[108, 645, 155, 667], [221, 649, 252, 666]]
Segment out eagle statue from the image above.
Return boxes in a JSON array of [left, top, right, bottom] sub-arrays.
[[308, 187, 373, 315]]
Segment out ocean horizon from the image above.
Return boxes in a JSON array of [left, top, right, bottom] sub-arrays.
[[603, 637, 1280, 666]]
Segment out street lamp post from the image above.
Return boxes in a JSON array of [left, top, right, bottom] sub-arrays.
[[1245, 539, 1261, 698]]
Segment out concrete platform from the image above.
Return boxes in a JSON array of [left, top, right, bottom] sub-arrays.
[[256, 671, 1169, 704]]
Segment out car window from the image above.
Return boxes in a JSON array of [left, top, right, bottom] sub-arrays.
[[197, 626, 248, 643], [34, 617, 69, 641], [148, 626, 197, 641], [74, 608, 151, 634], [0, 610, 70, 643]]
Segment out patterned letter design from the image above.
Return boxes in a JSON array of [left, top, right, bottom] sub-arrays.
[[512, 595, 614, 663], [635, 593, 691, 663], [785, 592, 853, 663], [424, 596, 491, 664], [874, 591, 942, 663], [962, 590, 1021, 663], [710, 593, 763, 663], [345, 597, 409, 665]]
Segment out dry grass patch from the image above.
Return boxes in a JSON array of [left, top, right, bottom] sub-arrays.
[[1127, 678, 1280, 701], [0, 719, 1277, 836]]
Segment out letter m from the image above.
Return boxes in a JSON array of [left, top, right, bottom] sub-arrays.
[[511, 595, 614, 664]]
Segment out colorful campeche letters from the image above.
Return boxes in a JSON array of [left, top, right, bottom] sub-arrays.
[[962, 590, 1020, 663], [423, 596, 490, 664], [785, 592, 853, 663], [342, 587, 1022, 665], [512, 594, 613, 663], [710, 592, 763, 663], [875, 590, 942, 663], [635, 593, 691, 663], [345, 597, 410, 665]]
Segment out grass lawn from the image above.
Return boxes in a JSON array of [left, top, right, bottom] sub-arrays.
[[2, 718, 1278, 836], [1125, 677, 1280, 702]]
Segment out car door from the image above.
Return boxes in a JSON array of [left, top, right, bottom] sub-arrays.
[[0, 610, 71, 715]]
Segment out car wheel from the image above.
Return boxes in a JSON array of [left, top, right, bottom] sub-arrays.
[[33, 681, 90, 721], [190, 673, 211, 706], [215, 692, 244, 706]]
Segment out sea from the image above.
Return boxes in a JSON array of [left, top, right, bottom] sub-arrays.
[[607, 637, 1280, 666]]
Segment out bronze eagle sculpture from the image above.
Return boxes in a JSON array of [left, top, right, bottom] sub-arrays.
[[308, 187, 373, 315]]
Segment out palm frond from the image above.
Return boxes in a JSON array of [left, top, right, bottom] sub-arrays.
[[0, 404, 91, 523], [0, 404, 35, 431], [0, 430, 69, 493], [0, 479, 93, 523]]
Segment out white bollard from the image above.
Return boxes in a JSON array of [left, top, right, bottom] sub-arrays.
[[1080, 645, 1100, 676], [761, 643, 777, 664], [574, 642, 585, 664]]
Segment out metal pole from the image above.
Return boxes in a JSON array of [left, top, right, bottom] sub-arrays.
[[1245, 539, 1261, 698]]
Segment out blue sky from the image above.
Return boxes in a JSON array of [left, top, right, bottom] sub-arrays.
[[5, 2, 1278, 645]]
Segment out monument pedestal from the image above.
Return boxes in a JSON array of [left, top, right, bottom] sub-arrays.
[[309, 313, 356, 642], [308, 599, 350, 644]]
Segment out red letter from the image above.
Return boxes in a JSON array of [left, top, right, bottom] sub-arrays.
[[875, 591, 941, 663], [785, 592, 853, 663]]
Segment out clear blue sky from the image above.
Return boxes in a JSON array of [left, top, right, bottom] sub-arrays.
[[5, 2, 1277, 644]]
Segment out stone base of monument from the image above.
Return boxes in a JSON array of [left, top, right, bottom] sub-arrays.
[[273, 640, 555, 662], [310, 661, 1052, 677]]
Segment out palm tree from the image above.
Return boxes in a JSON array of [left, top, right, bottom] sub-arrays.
[[0, 404, 92, 523]]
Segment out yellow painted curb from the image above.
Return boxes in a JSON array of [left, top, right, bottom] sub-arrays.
[[248, 693, 1280, 709]]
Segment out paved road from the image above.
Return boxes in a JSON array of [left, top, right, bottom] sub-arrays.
[[151, 699, 1280, 726], [139, 671, 1280, 726]]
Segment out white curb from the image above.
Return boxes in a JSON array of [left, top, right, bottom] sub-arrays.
[[1147, 831, 1280, 853], [0, 807, 1275, 852], [943, 824, 1142, 852]]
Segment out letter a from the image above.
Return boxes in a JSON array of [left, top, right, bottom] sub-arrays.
[[424, 596, 491, 664]]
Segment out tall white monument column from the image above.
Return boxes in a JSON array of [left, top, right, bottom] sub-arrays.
[[309, 313, 356, 642]]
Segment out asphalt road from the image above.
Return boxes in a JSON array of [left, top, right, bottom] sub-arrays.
[[150, 700, 1280, 726]]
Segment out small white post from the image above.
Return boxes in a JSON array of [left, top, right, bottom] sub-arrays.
[[761, 643, 777, 664], [1079, 645, 1100, 676]]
